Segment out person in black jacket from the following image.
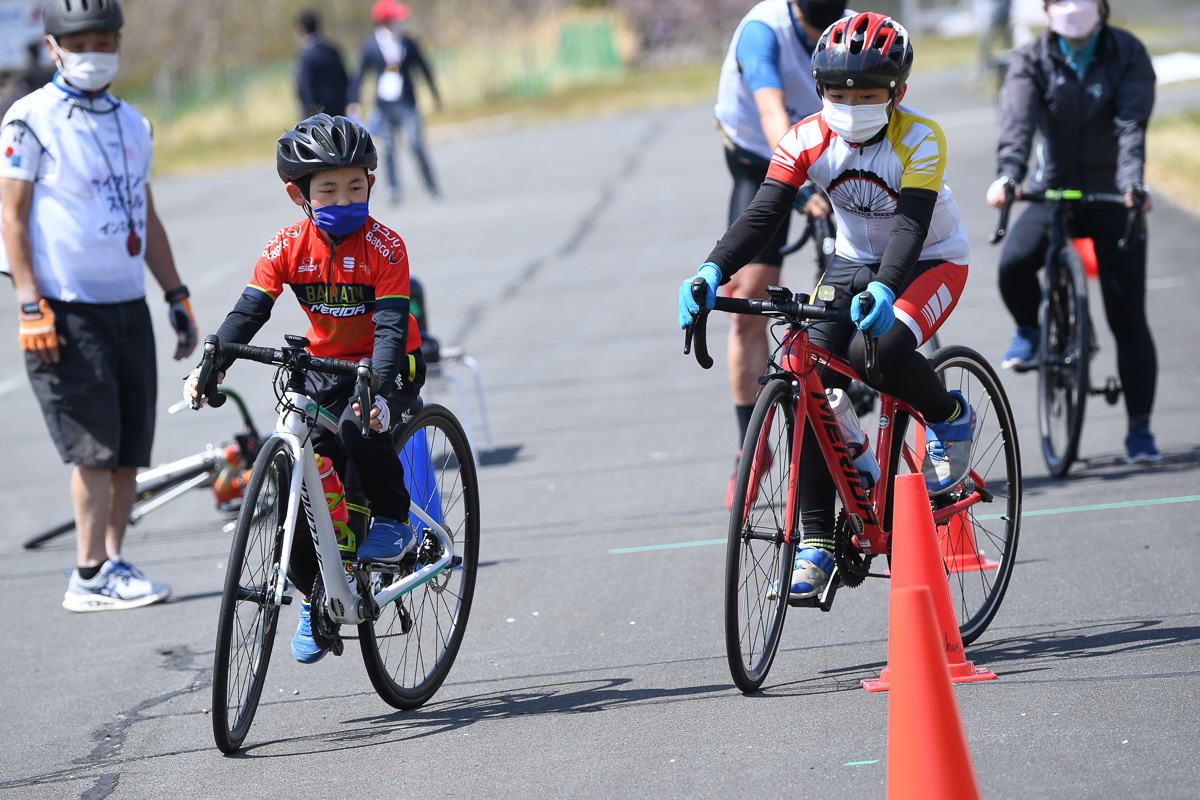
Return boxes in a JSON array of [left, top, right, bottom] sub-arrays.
[[986, 0, 1160, 464], [348, 0, 441, 204], [295, 10, 349, 118]]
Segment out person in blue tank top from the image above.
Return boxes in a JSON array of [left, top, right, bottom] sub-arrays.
[[712, 0, 847, 510]]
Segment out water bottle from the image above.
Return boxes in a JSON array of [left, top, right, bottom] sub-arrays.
[[826, 388, 880, 489], [316, 454, 353, 555]]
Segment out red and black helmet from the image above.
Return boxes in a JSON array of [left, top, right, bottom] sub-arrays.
[[811, 12, 914, 93]]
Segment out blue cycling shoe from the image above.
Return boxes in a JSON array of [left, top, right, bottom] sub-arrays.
[[291, 598, 327, 664], [1125, 425, 1162, 464], [923, 390, 977, 495], [356, 517, 416, 563], [789, 547, 835, 600], [1001, 326, 1039, 372]]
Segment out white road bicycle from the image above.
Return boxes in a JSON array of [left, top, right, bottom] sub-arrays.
[[192, 334, 480, 754]]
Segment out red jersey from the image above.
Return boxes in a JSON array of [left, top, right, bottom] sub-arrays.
[[246, 216, 420, 361]]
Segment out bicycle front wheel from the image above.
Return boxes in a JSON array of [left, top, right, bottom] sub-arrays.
[[211, 436, 291, 754], [725, 378, 796, 692], [926, 346, 1022, 644], [1038, 248, 1090, 477], [360, 404, 480, 710]]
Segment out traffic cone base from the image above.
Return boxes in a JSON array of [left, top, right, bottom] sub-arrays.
[[862, 473, 997, 692]]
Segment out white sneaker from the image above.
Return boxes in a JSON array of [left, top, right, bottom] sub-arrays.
[[62, 559, 171, 612]]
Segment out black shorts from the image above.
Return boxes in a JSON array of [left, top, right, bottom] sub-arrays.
[[725, 146, 792, 268], [26, 299, 157, 469]]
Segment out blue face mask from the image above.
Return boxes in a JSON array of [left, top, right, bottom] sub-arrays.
[[312, 202, 369, 236]]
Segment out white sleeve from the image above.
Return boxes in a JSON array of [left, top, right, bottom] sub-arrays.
[[0, 118, 44, 182]]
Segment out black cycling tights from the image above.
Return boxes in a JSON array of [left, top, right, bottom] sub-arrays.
[[998, 202, 1157, 420], [797, 289, 957, 539]]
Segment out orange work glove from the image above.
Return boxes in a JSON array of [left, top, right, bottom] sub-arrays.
[[165, 285, 197, 360], [19, 299, 59, 357]]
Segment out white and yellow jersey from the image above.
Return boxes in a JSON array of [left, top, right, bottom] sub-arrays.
[[766, 105, 970, 266]]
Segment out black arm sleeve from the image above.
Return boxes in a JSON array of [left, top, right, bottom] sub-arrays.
[[704, 178, 798, 281], [874, 188, 938, 294], [371, 305, 412, 406], [214, 292, 274, 371]]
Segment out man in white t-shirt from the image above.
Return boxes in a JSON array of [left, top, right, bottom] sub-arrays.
[[712, 0, 846, 508], [0, 0, 197, 612]]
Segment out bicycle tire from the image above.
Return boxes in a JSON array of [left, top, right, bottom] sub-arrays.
[[891, 345, 1021, 645], [359, 403, 479, 710], [211, 437, 290, 754], [724, 378, 796, 692], [1038, 247, 1090, 476]]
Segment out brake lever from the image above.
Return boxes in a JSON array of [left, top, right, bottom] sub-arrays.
[[857, 295, 883, 386], [684, 277, 714, 370], [356, 359, 374, 437], [194, 334, 227, 409]]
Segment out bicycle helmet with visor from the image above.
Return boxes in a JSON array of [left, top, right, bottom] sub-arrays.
[[44, 0, 124, 36], [276, 113, 378, 186], [811, 12, 913, 95]]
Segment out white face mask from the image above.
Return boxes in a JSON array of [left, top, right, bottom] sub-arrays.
[[1046, 0, 1101, 40], [50, 39, 119, 92], [821, 100, 891, 144]]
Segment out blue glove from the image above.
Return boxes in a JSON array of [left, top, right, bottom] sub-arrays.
[[851, 281, 896, 337], [678, 263, 722, 330]]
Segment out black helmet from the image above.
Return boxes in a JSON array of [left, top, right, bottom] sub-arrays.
[[44, 0, 124, 37], [811, 12, 914, 93], [276, 114, 378, 184]]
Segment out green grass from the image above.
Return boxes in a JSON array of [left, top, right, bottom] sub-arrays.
[[1147, 110, 1200, 214]]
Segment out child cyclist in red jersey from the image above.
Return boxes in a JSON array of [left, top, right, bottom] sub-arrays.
[[678, 13, 977, 600], [186, 114, 424, 663]]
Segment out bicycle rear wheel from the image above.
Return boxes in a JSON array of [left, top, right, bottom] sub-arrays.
[[211, 437, 291, 754], [1038, 248, 1090, 477], [725, 378, 796, 692], [360, 404, 480, 709], [920, 346, 1022, 644]]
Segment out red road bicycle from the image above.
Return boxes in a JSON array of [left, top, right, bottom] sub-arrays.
[[685, 283, 1022, 691]]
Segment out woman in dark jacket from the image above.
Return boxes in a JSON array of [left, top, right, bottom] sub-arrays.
[[986, 0, 1161, 464]]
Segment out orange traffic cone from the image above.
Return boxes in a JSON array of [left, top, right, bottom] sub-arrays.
[[1074, 237, 1099, 279], [939, 510, 999, 574], [886, 586, 982, 800], [862, 473, 996, 692]]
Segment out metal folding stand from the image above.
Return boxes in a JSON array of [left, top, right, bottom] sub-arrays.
[[425, 345, 495, 465]]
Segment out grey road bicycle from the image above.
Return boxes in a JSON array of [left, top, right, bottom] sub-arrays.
[[193, 334, 479, 754]]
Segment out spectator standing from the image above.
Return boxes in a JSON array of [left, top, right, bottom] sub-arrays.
[[295, 10, 350, 118], [976, 0, 1014, 83], [348, 0, 442, 204], [0, 0, 197, 611]]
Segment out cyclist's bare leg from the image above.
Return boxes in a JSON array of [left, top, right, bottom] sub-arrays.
[[71, 465, 137, 567], [727, 263, 780, 406]]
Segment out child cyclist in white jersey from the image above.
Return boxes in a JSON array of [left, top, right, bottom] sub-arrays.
[[678, 12, 977, 599]]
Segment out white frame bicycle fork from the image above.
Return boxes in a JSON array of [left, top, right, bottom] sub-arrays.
[[268, 391, 459, 626]]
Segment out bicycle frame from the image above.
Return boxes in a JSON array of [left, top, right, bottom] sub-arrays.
[[266, 391, 460, 625], [742, 319, 994, 561]]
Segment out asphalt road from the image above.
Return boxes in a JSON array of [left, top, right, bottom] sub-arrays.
[[1, 68, 1198, 799]]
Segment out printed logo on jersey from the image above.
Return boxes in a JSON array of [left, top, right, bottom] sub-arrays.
[[342, 256, 356, 271], [827, 169, 898, 220], [291, 282, 374, 319], [297, 257, 319, 273], [365, 222, 405, 264]]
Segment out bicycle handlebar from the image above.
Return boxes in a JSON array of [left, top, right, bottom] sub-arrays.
[[683, 282, 882, 384], [193, 335, 380, 435], [990, 187, 1145, 251]]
